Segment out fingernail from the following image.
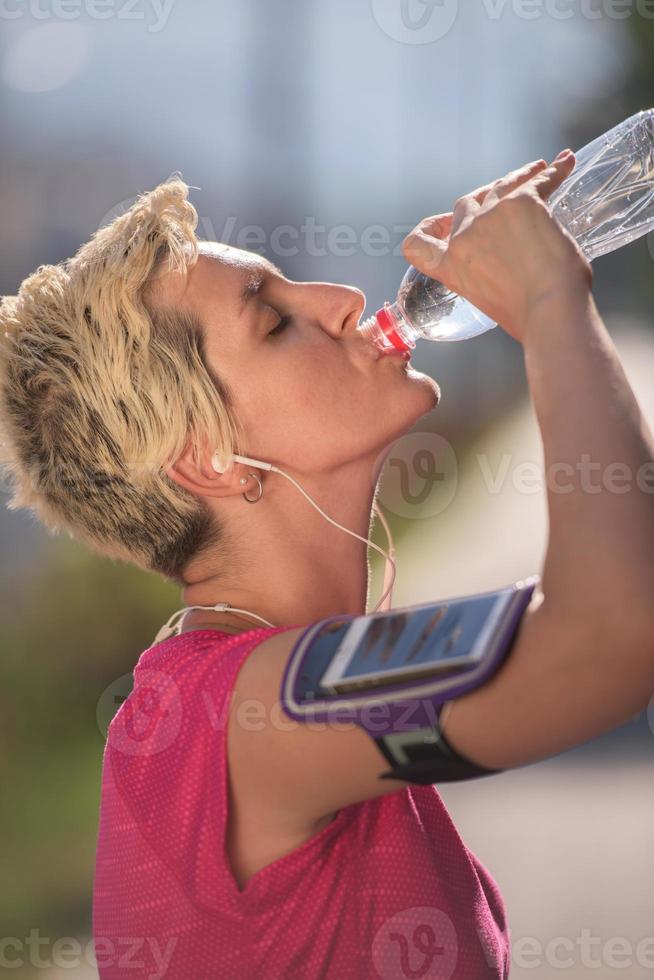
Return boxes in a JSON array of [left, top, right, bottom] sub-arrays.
[[555, 149, 573, 160]]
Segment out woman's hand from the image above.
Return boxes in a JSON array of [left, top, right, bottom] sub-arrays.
[[401, 152, 593, 344]]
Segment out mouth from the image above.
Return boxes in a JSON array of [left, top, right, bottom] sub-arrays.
[[379, 348, 411, 361]]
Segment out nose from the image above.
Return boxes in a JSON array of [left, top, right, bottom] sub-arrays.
[[310, 283, 367, 339]]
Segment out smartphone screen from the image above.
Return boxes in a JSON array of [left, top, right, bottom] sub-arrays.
[[319, 591, 509, 694]]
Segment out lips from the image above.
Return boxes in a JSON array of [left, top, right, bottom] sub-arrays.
[[379, 348, 411, 360]]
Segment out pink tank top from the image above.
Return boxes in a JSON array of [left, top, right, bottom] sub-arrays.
[[93, 625, 510, 979]]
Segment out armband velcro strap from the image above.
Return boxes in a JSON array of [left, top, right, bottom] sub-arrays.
[[374, 724, 503, 785]]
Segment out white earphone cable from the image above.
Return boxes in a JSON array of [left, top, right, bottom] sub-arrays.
[[371, 496, 396, 613], [152, 457, 397, 645], [267, 462, 397, 613]]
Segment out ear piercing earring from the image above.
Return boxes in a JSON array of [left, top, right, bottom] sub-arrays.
[[240, 472, 264, 503]]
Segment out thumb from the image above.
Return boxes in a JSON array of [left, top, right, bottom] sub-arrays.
[[402, 229, 447, 277]]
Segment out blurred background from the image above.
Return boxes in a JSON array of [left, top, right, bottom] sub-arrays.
[[1, 1, 653, 976]]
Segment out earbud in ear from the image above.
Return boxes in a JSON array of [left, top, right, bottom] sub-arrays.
[[211, 450, 233, 474]]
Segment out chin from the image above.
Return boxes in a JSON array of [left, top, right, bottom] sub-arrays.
[[405, 364, 441, 410], [373, 372, 441, 463]]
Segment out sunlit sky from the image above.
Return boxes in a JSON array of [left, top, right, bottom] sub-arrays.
[[0, 1, 639, 567]]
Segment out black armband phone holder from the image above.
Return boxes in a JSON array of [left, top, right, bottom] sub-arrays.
[[280, 577, 539, 785]]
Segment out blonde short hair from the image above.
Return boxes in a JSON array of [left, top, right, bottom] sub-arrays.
[[0, 176, 243, 583]]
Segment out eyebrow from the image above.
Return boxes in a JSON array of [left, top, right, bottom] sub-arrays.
[[238, 259, 284, 316]]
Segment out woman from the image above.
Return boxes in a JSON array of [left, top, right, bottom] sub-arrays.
[[1, 154, 652, 979]]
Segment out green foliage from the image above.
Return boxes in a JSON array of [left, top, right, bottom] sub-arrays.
[[0, 539, 181, 938]]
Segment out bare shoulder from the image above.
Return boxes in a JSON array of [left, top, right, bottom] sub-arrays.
[[225, 625, 408, 866]]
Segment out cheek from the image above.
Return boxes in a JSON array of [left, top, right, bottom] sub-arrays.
[[275, 350, 348, 417], [231, 362, 330, 460], [231, 351, 439, 468], [266, 368, 361, 465]]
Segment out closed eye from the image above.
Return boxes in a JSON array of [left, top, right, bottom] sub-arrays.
[[268, 315, 292, 337]]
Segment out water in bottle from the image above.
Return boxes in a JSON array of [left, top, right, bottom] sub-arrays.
[[358, 108, 654, 353]]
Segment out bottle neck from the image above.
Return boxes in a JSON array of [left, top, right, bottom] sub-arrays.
[[358, 302, 416, 354]]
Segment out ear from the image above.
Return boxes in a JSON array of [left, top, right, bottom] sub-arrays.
[[165, 442, 255, 500]]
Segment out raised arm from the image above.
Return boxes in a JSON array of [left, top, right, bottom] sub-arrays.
[[401, 153, 654, 769], [523, 286, 654, 642], [226, 158, 654, 863], [437, 286, 654, 770]]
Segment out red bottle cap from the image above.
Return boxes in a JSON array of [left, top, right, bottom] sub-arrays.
[[376, 306, 412, 352]]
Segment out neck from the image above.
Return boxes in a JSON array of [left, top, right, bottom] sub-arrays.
[[180, 458, 383, 633]]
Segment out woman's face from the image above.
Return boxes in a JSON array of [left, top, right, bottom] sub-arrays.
[[159, 242, 440, 474]]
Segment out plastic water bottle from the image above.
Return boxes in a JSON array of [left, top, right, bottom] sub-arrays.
[[358, 108, 654, 353]]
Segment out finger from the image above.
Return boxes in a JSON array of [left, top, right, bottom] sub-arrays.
[[402, 211, 455, 273], [410, 212, 454, 242], [414, 160, 551, 245], [403, 195, 478, 273], [464, 159, 549, 206], [402, 226, 448, 275], [412, 197, 476, 244], [488, 158, 566, 201], [450, 193, 481, 236], [403, 170, 507, 272], [402, 211, 454, 269], [528, 151, 577, 201]]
